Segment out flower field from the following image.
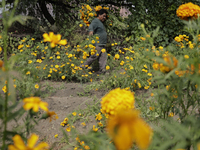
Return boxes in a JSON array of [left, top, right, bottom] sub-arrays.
[[1, 1, 200, 150]]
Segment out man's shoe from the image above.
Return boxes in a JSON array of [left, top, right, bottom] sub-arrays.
[[96, 70, 106, 75]]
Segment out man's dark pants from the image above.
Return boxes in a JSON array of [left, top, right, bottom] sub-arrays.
[[82, 46, 107, 71]]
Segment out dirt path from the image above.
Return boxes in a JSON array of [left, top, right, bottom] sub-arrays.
[[33, 81, 107, 149]]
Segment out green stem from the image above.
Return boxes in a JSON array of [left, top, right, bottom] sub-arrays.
[[2, 0, 9, 148]]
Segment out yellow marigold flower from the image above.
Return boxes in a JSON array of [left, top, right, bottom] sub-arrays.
[[151, 93, 154, 96], [36, 59, 42, 63], [79, 24, 83, 27], [111, 43, 114, 46], [61, 76, 65, 79], [92, 40, 95, 44], [66, 127, 71, 132], [72, 112, 77, 116], [106, 66, 110, 70], [98, 122, 103, 127], [94, 5, 102, 11], [176, 2, 200, 20], [26, 71, 30, 75], [107, 109, 152, 150], [140, 37, 146, 41], [146, 35, 150, 38], [47, 111, 58, 122], [168, 112, 174, 117], [35, 84, 39, 89], [174, 36, 181, 42], [54, 134, 58, 138], [81, 122, 86, 126], [184, 55, 189, 59], [43, 32, 67, 48], [120, 61, 124, 65], [147, 73, 152, 76], [23, 97, 48, 112], [8, 134, 49, 150], [2, 85, 7, 93], [93, 125, 98, 132], [96, 113, 102, 120], [149, 106, 155, 111], [101, 88, 135, 116], [114, 54, 120, 59], [18, 44, 24, 49], [57, 56, 61, 59], [152, 63, 160, 70], [84, 145, 90, 150], [101, 48, 106, 53], [159, 46, 163, 50]]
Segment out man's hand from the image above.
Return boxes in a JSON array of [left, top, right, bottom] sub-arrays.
[[89, 31, 93, 36]]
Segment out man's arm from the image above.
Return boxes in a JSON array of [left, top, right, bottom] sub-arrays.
[[89, 31, 93, 36]]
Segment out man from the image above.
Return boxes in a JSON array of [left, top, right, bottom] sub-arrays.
[[81, 9, 108, 74]]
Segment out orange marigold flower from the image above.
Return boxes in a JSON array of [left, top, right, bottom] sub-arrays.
[[176, 2, 200, 20]]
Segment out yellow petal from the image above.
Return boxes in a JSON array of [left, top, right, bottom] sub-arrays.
[[58, 39, 67, 45], [43, 33, 51, 42], [34, 142, 49, 150], [132, 119, 152, 150], [50, 42, 56, 48], [8, 145, 18, 150], [32, 105, 39, 112], [12, 135, 26, 149], [23, 103, 34, 110], [27, 134, 39, 148], [49, 32, 54, 39], [39, 101, 48, 111], [114, 124, 133, 150], [56, 34, 61, 41]]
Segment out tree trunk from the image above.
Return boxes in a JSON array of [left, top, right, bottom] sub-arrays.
[[38, 0, 55, 25]]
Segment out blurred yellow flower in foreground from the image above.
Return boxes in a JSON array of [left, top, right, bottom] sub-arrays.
[[101, 88, 135, 116], [8, 134, 49, 150], [23, 97, 48, 112], [43, 32, 67, 48], [107, 109, 152, 150]]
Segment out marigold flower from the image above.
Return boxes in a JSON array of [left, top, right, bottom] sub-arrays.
[[107, 109, 152, 150], [101, 88, 135, 116], [114, 54, 120, 59], [106, 66, 110, 70], [72, 112, 77, 116], [66, 126, 71, 132], [23, 97, 48, 112], [79, 24, 83, 27], [54, 134, 58, 138], [184, 55, 189, 59], [43, 32, 67, 48], [18, 44, 24, 49], [177, 2, 200, 20], [47, 111, 58, 122], [61, 76, 65, 79], [168, 112, 174, 117], [101, 48, 106, 53], [81, 122, 86, 126], [95, 113, 102, 120], [35, 84, 39, 89], [8, 134, 49, 150], [93, 125, 98, 132]]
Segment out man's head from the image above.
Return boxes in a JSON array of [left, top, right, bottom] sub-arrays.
[[97, 9, 108, 22]]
